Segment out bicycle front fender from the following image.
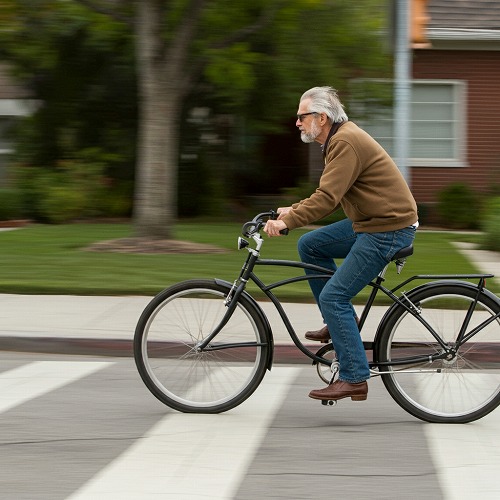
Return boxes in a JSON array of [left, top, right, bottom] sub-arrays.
[[214, 278, 274, 371], [372, 279, 499, 363]]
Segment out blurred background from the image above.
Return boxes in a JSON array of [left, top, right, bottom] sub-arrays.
[[0, 0, 499, 249], [0, 6, 498, 499]]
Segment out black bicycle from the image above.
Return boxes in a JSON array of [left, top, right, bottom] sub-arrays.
[[134, 211, 500, 423]]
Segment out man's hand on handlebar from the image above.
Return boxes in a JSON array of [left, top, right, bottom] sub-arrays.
[[264, 219, 288, 237]]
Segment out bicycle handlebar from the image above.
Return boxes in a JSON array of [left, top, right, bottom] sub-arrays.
[[241, 210, 289, 237]]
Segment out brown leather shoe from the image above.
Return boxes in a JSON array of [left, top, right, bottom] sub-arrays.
[[304, 325, 330, 343], [309, 379, 368, 401]]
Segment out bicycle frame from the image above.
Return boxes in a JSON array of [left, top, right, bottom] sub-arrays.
[[197, 225, 497, 371], [255, 260, 497, 367]]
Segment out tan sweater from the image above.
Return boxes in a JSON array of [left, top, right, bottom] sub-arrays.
[[281, 121, 418, 233]]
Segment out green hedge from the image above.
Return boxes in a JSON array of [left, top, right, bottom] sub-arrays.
[[482, 197, 500, 252], [0, 188, 24, 220], [437, 183, 480, 229], [14, 148, 132, 223]]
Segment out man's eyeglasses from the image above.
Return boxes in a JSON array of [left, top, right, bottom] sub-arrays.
[[297, 112, 317, 122]]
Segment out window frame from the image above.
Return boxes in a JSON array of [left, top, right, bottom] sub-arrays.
[[351, 78, 467, 168], [409, 79, 467, 168]]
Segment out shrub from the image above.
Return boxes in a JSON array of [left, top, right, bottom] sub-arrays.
[[437, 183, 480, 229], [0, 188, 24, 220], [481, 197, 500, 252], [97, 181, 134, 218], [15, 165, 94, 223], [38, 186, 87, 224], [13, 148, 132, 223]]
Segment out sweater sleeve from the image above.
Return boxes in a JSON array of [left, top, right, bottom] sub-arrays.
[[281, 140, 360, 230]]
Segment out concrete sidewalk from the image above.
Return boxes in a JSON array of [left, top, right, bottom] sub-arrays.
[[452, 241, 500, 279], [0, 293, 388, 358], [0, 243, 498, 358]]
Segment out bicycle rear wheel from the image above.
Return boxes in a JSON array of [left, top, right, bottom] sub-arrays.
[[134, 279, 270, 413], [377, 283, 500, 423]]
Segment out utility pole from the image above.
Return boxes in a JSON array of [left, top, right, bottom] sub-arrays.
[[393, 0, 411, 184]]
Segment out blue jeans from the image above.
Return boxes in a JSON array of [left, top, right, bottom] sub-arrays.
[[298, 218, 416, 384]]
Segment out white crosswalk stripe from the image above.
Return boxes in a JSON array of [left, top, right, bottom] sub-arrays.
[[66, 366, 302, 500], [1, 358, 499, 499], [0, 360, 114, 414], [425, 410, 500, 500]]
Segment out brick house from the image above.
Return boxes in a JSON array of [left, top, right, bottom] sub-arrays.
[[411, 0, 500, 206], [350, 0, 500, 221]]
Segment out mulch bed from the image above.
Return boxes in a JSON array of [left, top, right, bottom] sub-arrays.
[[84, 237, 229, 254]]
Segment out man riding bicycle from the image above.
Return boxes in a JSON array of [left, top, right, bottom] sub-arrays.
[[264, 86, 418, 403]]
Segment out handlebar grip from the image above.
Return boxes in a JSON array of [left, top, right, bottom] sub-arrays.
[[241, 211, 289, 237], [271, 209, 289, 235]]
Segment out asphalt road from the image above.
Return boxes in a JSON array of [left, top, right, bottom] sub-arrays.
[[1, 351, 499, 500]]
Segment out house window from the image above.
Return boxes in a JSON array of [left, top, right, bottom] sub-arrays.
[[351, 79, 466, 167]]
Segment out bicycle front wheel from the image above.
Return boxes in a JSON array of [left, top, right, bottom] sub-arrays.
[[134, 279, 270, 413], [377, 283, 500, 423]]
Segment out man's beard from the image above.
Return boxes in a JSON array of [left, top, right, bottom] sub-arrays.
[[300, 119, 321, 143]]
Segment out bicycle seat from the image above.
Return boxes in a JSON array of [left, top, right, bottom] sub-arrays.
[[391, 244, 413, 261]]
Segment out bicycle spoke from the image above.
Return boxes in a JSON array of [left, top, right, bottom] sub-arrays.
[[134, 280, 269, 413]]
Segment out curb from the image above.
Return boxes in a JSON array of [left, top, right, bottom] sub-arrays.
[[0, 337, 133, 357], [0, 336, 325, 364]]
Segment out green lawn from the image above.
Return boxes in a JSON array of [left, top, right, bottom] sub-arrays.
[[0, 222, 495, 302]]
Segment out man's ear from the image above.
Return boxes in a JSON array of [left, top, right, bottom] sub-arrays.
[[319, 113, 328, 126]]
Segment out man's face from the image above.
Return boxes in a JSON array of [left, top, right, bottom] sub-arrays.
[[296, 99, 320, 143]]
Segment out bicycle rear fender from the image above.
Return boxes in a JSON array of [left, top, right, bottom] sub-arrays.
[[214, 278, 274, 371], [372, 279, 500, 361]]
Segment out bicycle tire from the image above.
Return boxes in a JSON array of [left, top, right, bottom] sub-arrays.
[[377, 282, 500, 423], [134, 279, 270, 413]]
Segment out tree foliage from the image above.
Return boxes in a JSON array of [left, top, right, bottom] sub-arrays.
[[0, 1, 135, 166], [0, 0, 391, 233]]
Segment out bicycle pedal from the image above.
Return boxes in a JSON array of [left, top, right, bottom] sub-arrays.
[[321, 399, 337, 406]]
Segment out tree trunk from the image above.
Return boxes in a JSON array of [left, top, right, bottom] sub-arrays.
[[133, 0, 181, 239], [134, 82, 181, 239]]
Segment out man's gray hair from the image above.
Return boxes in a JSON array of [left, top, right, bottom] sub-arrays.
[[301, 86, 348, 123]]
